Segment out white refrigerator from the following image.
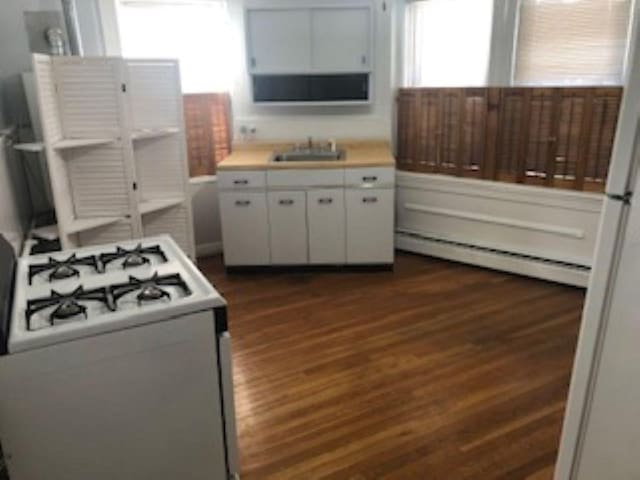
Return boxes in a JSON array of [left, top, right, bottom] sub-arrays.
[[554, 10, 640, 480]]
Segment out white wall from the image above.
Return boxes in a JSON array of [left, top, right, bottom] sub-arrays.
[[0, 135, 29, 252], [228, 0, 396, 141], [0, 0, 63, 246], [0, 0, 62, 124], [487, 0, 519, 85], [75, 0, 107, 56]]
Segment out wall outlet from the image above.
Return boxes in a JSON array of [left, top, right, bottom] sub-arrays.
[[239, 125, 257, 141]]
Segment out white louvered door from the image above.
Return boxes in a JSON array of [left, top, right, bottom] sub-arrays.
[[32, 54, 194, 253], [125, 59, 195, 258], [51, 56, 140, 246], [32, 55, 76, 244]]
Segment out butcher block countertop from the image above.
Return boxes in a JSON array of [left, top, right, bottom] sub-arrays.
[[217, 140, 395, 171]]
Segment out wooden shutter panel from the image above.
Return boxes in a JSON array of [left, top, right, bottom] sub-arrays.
[[583, 88, 623, 191], [395, 86, 622, 192], [183, 93, 231, 177], [460, 88, 487, 178], [496, 88, 530, 183]]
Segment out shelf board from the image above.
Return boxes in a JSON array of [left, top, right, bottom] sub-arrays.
[[139, 197, 184, 215], [66, 216, 123, 235], [131, 127, 179, 141], [54, 138, 115, 150], [14, 142, 45, 153]]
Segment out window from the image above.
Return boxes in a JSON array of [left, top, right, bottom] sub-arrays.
[[117, 0, 236, 93], [117, 0, 233, 175], [514, 0, 633, 86], [404, 0, 493, 87]]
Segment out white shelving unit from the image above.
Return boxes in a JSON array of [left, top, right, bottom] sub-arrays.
[[14, 142, 45, 153], [32, 54, 195, 258], [53, 138, 115, 150]]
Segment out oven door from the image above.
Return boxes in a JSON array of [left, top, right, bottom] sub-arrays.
[[0, 310, 228, 480]]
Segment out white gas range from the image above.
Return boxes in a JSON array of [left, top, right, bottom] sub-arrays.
[[0, 235, 239, 480]]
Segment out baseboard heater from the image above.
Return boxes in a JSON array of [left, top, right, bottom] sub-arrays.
[[395, 229, 591, 287]]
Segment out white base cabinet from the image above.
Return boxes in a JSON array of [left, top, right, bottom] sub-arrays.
[[307, 189, 346, 264], [346, 188, 394, 264], [218, 167, 394, 267], [219, 192, 270, 266], [268, 191, 308, 264]]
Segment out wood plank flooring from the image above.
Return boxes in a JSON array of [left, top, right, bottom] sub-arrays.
[[199, 252, 585, 479]]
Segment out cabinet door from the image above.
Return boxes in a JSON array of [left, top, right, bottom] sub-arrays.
[[219, 192, 270, 266], [246, 9, 311, 73], [307, 189, 346, 264], [268, 191, 308, 264], [311, 7, 371, 72], [346, 189, 394, 264]]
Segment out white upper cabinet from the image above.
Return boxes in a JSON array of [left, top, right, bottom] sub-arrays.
[[246, 9, 312, 73], [311, 7, 372, 72], [246, 3, 373, 74]]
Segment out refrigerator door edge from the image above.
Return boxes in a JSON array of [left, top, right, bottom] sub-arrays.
[[554, 197, 629, 480], [606, 9, 640, 195]]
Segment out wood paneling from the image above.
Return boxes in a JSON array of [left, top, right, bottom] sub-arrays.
[[199, 252, 584, 479], [396, 87, 623, 192], [183, 93, 231, 176]]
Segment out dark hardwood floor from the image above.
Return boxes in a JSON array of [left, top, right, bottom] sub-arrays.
[[199, 252, 585, 479]]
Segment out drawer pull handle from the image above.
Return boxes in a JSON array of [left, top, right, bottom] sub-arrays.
[[362, 197, 378, 203], [363, 176, 378, 182], [279, 199, 294, 205], [318, 198, 333, 204], [235, 200, 251, 206], [233, 179, 249, 185]]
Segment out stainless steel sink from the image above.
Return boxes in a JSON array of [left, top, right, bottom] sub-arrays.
[[270, 148, 346, 163]]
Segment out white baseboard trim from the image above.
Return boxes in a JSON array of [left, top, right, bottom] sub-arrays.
[[196, 241, 223, 258], [395, 232, 590, 288]]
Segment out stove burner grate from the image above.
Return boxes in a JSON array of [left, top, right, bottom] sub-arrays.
[[25, 286, 112, 330], [28, 254, 100, 284], [110, 272, 191, 307], [100, 244, 167, 270]]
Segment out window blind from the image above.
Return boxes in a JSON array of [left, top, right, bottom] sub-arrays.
[[514, 0, 632, 86], [404, 0, 493, 87]]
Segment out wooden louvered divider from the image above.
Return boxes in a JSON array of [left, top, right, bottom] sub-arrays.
[[396, 86, 623, 192]]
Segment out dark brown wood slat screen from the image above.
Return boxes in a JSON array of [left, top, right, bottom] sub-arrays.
[[396, 87, 623, 192], [183, 93, 232, 177]]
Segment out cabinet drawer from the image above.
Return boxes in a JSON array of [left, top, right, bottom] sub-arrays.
[[307, 189, 346, 264], [219, 192, 270, 265], [345, 167, 394, 188], [267, 169, 344, 188], [218, 170, 266, 190], [346, 188, 394, 264], [268, 191, 308, 264]]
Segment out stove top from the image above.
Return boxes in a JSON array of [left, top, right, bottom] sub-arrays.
[[10, 235, 225, 353], [29, 253, 100, 285]]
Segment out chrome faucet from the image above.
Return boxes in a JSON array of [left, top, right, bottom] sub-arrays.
[[292, 137, 338, 153]]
